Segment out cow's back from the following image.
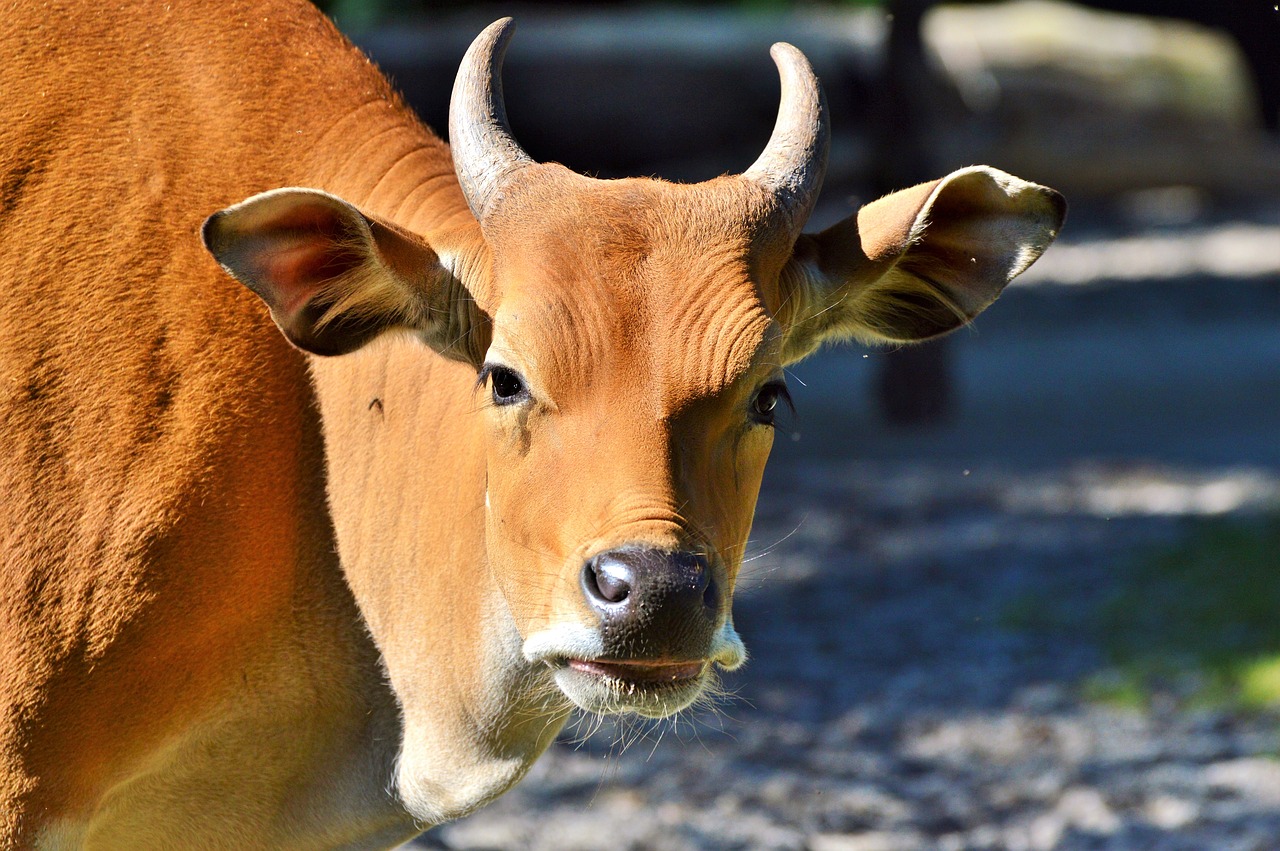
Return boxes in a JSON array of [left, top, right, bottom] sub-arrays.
[[0, 1, 445, 843]]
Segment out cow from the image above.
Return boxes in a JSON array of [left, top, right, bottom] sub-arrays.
[[0, 0, 1064, 847]]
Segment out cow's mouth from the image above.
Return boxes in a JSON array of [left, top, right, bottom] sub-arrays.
[[567, 658, 705, 684], [522, 621, 745, 717], [554, 658, 709, 717]]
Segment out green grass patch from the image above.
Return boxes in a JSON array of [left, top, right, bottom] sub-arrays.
[[998, 589, 1077, 633], [1090, 516, 1280, 710], [1080, 669, 1150, 711]]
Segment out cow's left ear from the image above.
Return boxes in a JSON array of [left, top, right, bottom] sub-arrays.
[[777, 166, 1065, 363], [203, 188, 486, 361]]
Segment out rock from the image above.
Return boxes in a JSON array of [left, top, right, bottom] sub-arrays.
[[807, 832, 923, 851], [1204, 758, 1280, 806], [1143, 794, 1198, 829]]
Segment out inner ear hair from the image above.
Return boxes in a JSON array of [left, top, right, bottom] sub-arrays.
[[308, 218, 436, 335], [836, 256, 971, 345]]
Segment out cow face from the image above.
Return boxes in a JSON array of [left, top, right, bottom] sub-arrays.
[[465, 170, 791, 715], [203, 19, 1064, 722]]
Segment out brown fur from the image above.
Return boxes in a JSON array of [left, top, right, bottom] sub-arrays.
[[0, 2, 1063, 846], [0, 1, 468, 844]]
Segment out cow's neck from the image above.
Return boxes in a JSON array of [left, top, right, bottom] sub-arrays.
[[309, 338, 572, 824]]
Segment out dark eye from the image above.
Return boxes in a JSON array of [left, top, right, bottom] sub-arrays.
[[750, 382, 791, 426], [486, 365, 527, 405]]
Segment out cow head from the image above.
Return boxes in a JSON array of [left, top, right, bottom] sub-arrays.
[[203, 20, 1063, 728]]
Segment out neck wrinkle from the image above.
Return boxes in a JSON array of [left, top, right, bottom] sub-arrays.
[[304, 97, 471, 235], [303, 101, 495, 314]]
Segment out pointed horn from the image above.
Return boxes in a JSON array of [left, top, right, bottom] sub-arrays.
[[741, 43, 830, 234], [450, 18, 534, 219]]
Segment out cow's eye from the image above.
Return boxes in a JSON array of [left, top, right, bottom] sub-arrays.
[[485, 365, 528, 405], [750, 382, 791, 426]]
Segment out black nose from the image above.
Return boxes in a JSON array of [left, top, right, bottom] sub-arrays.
[[582, 548, 719, 660]]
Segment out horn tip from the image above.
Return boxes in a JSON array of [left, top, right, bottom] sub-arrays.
[[476, 17, 517, 50], [768, 41, 812, 71]]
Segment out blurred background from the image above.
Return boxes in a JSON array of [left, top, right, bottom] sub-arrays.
[[318, 1, 1280, 848]]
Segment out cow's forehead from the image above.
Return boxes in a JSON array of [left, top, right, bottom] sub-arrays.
[[482, 167, 772, 263], [489, 289, 776, 413], [484, 175, 781, 410]]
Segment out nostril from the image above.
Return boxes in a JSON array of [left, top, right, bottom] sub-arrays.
[[676, 553, 714, 606], [583, 558, 632, 604], [702, 574, 718, 610]]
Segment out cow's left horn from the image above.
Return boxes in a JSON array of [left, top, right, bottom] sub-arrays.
[[741, 43, 830, 234], [450, 18, 534, 219]]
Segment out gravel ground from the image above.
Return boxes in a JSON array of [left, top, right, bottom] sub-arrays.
[[408, 210, 1280, 851]]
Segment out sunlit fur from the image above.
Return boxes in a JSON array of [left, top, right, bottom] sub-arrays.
[[0, 0, 1062, 846]]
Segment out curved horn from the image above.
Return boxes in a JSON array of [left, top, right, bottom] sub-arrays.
[[450, 18, 535, 219], [742, 43, 830, 234]]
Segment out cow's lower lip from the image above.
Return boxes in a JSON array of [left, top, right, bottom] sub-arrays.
[[554, 658, 709, 717], [567, 658, 704, 684]]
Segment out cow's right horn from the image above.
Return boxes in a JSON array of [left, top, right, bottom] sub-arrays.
[[450, 17, 534, 219], [741, 43, 830, 237]]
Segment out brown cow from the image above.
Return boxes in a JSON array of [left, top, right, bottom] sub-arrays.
[[0, 1, 1063, 847]]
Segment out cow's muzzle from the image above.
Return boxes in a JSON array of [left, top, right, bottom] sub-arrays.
[[580, 547, 719, 661], [520, 547, 745, 717]]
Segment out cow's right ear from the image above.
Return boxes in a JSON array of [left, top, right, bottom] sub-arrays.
[[202, 188, 487, 362]]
